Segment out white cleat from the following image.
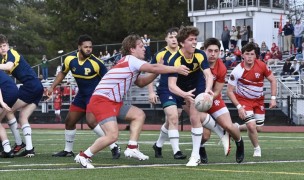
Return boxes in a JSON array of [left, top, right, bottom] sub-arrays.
[[74, 153, 95, 169], [253, 147, 261, 157], [220, 130, 231, 156], [124, 148, 149, 161], [186, 156, 201, 167]]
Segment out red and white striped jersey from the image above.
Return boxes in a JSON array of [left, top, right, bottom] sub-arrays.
[[93, 55, 147, 102], [228, 59, 272, 100]]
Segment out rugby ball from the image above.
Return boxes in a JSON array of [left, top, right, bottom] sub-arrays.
[[194, 93, 213, 112]]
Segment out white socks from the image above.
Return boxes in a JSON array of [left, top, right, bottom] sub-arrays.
[[64, 129, 76, 152], [168, 129, 180, 154], [156, 124, 168, 147], [21, 124, 32, 150], [191, 127, 203, 157], [8, 118, 22, 145], [202, 114, 224, 138], [2, 140, 11, 152]]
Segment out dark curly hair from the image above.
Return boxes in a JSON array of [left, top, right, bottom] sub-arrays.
[[176, 26, 199, 45]]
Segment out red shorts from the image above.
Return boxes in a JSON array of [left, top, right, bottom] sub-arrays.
[[86, 95, 123, 123], [237, 96, 265, 115], [69, 104, 86, 112], [207, 95, 229, 119]]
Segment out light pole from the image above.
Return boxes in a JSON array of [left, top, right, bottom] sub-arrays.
[[58, 50, 64, 65]]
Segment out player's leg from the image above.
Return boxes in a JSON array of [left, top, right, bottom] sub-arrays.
[[52, 109, 85, 157], [75, 113, 119, 169], [15, 102, 37, 157], [0, 110, 14, 158], [183, 101, 203, 166], [122, 105, 149, 160], [165, 105, 186, 159], [153, 119, 169, 158], [200, 127, 210, 164]]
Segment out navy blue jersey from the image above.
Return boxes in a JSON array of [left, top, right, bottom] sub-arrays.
[[168, 49, 209, 95], [1, 49, 38, 83], [150, 46, 176, 92], [62, 52, 108, 97]]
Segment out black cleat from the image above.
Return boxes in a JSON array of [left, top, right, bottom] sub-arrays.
[[1, 150, 14, 158], [199, 146, 208, 164], [52, 150, 75, 157], [12, 142, 26, 155], [173, 151, 187, 159], [17, 147, 35, 157], [235, 138, 244, 163], [111, 144, 121, 159], [152, 143, 163, 158]]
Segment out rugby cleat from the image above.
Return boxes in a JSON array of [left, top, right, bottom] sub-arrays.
[[17, 147, 35, 157], [152, 143, 163, 158], [52, 150, 75, 157], [199, 147, 208, 164], [220, 130, 231, 156], [253, 147, 261, 157], [12, 142, 26, 155], [111, 144, 121, 159], [173, 151, 187, 159], [235, 138, 244, 163], [186, 156, 201, 167], [124, 147, 149, 161], [74, 152, 94, 169]]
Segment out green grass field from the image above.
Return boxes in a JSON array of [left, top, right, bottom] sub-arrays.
[[1, 130, 304, 179]]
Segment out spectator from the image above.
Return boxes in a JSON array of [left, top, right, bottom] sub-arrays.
[[219, 49, 225, 60], [260, 41, 269, 60], [295, 48, 303, 61], [267, 46, 282, 66], [53, 93, 62, 123], [299, 61, 304, 74], [222, 49, 230, 63], [143, 34, 151, 61], [229, 44, 235, 53], [263, 50, 272, 64], [221, 26, 230, 51], [294, 19, 303, 50], [280, 58, 293, 76], [282, 20, 294, 54], [270, 43, 279, 53], [230, 26, 238, 48], [234, 46, 242, 62], [41, 55, 48, 81], [240, 25, 248, 47], [98, 51, 104, 59], [225, 51, 236, 69]]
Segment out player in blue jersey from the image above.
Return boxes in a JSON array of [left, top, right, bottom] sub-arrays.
[[0, 70, 19, 158], [148, 27, 187, 159], [168, 26, 214, 166], [0, 34, 44, 157], [48, 35, 121, 158]]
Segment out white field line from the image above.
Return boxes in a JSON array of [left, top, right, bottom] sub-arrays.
[[1, 160, 304, 172]]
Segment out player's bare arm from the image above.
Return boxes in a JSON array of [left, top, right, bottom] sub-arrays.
[[227, 84, 246, 120], [266, 73, 277, 108], [47, 71, 67, 96], [212, 81, 225, 99], [0, 61, 14, 71], [139, 63, 189, 76], [203, 68, 214, 96]]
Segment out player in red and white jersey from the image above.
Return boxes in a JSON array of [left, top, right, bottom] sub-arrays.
[[227, 43, 277, 157], [74, 34, 189, 169], [199, 38, 244, 164]]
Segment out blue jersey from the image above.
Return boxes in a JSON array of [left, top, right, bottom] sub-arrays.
[[168, 49, 209, 95], [1, 49, 38, 83], [150, 46, 176, 92], [62, 52, 108, 97]]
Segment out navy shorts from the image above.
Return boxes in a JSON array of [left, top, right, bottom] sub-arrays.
[[18, 79, 43, 106], [2, 83, 18, 107], [157, 90, 183, 109], [72, 93, 91, 110]]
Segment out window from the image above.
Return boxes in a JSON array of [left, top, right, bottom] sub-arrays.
[[196, 22, 213, 42], [215, 20, 232, 39], [274, 21, 280, 28], [236, 18, 253, 38]]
